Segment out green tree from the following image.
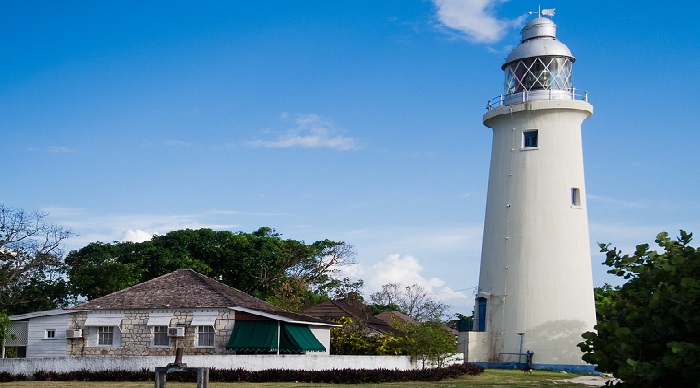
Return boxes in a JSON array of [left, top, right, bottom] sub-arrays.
[[395, 320, 457, 368], [578, 231, 700, 386], [0, 205, 73, 314], [64, 241, 145, 300], [592, 283, 621, 322], [65, 227, 360, 308], [329, 316, 404, 355]]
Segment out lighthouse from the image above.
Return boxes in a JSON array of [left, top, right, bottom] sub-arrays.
[[466, 13, 597, 372]]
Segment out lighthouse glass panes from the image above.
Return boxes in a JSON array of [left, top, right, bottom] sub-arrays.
[[505, 56, 573, 94]]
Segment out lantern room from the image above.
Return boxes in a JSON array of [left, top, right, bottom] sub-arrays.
[[492, 16, 585, 107]]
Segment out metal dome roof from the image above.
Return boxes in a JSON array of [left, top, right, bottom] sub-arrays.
[[502, 17, 575, 70]]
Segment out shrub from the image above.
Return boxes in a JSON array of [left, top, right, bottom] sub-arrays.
[[14, 363, 484, 383]]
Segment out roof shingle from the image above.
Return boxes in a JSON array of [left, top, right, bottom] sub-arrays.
[[68, 269, 329, 324]]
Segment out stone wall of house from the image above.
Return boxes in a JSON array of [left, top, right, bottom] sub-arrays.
[[67, 309, 235, 357]]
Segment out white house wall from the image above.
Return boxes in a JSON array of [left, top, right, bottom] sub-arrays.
[[309, 326, 331, 355], [25, 314, 69, 358]]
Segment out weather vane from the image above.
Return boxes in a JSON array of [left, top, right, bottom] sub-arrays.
[[528, 5, 555, 18]]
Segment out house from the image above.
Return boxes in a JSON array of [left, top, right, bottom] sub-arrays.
[[302, 300, 395, 335], [2, 269, 335, 358]]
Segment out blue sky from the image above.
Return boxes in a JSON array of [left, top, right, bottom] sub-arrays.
[[2, 0, 699, 315]]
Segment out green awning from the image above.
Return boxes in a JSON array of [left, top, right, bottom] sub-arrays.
[[226, 320, 326, 354], [280, 323, 326, 353], [226, 320, 278, 353]]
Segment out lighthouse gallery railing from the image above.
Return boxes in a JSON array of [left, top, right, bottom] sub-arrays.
[[487, 88, 589, 110]]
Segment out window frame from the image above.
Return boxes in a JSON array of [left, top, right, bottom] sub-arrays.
[[151, 325, 170, 348], [44, 329, 56, 339], [476, 297, 488, 332], [97, 326, 115, 346], [196, 325, 215, 348], [523, 129, 539, 149], [571, 187, 581, 207]]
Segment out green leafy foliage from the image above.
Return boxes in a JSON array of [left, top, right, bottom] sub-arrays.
[[394, 320, 458, 368], [0, 311, 9, 344], [579, 231, 700, 386], [330, 316, 405, 355], [65, 227, 359, 309]]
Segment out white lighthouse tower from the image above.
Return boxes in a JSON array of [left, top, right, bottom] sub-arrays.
[[467, 13, 597, 372]]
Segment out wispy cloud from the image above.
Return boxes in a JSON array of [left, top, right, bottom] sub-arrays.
[[43, 208, 239, 250], [246, 114, 360, 151], [432, 0, 526, 44], [28, 146, 74, 153], [164, 140, 192, 147]]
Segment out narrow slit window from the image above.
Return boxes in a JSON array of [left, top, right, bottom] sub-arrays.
[[523, 130, 538, 148], [571, 188, 581, 206]]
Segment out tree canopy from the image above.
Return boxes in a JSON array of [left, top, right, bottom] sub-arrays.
[[369, 283, 449, 322], [65, 227, 360, 311], [0, 205, 73, 315], [579, 231, 700, 386]]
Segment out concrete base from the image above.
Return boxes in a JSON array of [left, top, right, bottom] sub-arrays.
[[470, 362, 600, 375]]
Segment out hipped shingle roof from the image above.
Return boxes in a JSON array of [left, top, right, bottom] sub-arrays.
[[302, 300, 394, 334], [68, 269, 329, 325]]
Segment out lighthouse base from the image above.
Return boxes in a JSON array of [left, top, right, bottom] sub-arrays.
[[468, 361, 599, 375], [460, 331, 598, 374]]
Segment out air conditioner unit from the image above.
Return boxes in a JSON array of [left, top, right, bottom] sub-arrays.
[[66, 329, 83, 339], [168, 327, 185, 337]]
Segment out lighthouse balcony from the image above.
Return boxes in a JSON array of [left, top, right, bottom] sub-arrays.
[[487, 89, 588, 110]]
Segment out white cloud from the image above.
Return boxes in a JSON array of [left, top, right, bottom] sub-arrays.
[[432, 0, 526, 44], [120, 229, 155, 243], [247, 113, 359, 151], [342, 254, 469, 304], [164, 140, 192, 147]]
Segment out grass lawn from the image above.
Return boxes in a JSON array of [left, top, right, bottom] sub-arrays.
[[0, 369, 594, 387]]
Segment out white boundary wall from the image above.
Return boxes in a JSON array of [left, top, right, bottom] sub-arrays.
[[0, 355, 417, 376]]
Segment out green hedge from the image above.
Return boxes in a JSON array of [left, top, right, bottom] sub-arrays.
[[3, 363, 484, 383]]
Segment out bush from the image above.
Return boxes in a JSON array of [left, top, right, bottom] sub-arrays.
[[13, 363, 484, 383]]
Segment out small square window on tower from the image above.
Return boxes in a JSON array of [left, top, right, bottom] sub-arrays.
[[523, 130, 538, 148], [571, 187, 581, 207]]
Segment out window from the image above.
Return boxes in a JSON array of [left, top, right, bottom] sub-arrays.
[[571, 187, 581, 207], [45, 329, 56, 339], [523, 130, 538, 148], [196, 326, 215, 347], [98, 326, 114, 346], [152, 326, 170, 347]]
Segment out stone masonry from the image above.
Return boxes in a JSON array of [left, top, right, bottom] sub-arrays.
[[67, 309, 235, 357]]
